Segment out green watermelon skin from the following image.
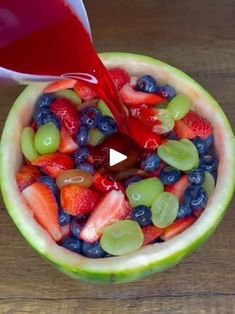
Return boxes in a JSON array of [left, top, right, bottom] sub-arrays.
[[1, 53, 235, 283]]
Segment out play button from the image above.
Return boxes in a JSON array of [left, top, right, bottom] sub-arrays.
[[109, 149, 127, 166]]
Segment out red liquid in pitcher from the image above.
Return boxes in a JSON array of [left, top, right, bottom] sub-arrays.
[[0, 0, 127, 131]]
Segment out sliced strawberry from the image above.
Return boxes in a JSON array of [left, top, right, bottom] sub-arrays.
[[108, 67, 130, 91], [182, 111, 213, 139], [61, 184, 100, 216], [142, 225, 164, 245], [74, 80, 97, 101], [119, 83, 166, 107], [93, 172, 123, 193], [60, 223, 71, 241], [32, 152, 75, 178], [50, 98, 80, 136], [16, 164, 41, 191], [138, 108, 162, 127], [161, 216, 196, 241], [80, 190, 130, 243], [174, 120, 196, 139], [129, 116, 162, 150], [59, 127, 78, 154], [194, 208, 204, 218], [22, 182, 62, 242], [165, 175, 189, 201], [44, 79, 76, 93]]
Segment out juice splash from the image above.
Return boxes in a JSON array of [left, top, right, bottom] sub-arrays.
[[0, 0, 128, 131]]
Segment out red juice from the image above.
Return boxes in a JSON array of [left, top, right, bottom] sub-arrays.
[[0, 0, 128, 131]]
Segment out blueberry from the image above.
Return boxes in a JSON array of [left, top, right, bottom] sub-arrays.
[[77, 162, 95, 175], [42, 113, 61, 129], [188, 169, 205, 185], [177, 201, 192, 219], [158, 84, 176, 100], [34, 108, 50, 127], [73, 147, 90, 165], [185, 184, 208, 210], [38, 176, 58, 195], [59, 209, 71, 226], [136, 75, 159, 93], [97, 116, 118, 136], [131, 205, 152, 227], [160, 166, 181, 185], [124, 175, 143, 188], [62, 237, 82, 254], [141, 153, 161, 172], [193, 136, 214, 155], [35, 94, 55, 110], [82, 241, 106, 258], [81, 107, 101, 129], [77, 126, 89, 146], [167, 132, 179, 140], [70, 215, 88, 238], [199, 154, 217, 173]]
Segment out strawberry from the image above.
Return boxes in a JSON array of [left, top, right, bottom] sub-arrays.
[[44, 79, 76, 93], [119, 83, 166, 107], [161, 216, 196, 241], [93, 172, 123, 193], [182, 111, 213, 139], [16, 164, 41, 191], [165, 175, 189, 201], [74, 80, 97, 101], [138, 108, 162, 127], [174, 120, 196, 139], [61, 184, 100, 216], [80, 190, 130, 243], [59, 127, 78, 154], [108, 67, 130, 90], [22, 182, 62, 242], [129, 116, 162, 150], [142, 225, 164, 245], [194, 208, 204, 218], [50, 98, 80, 135], [32, 152, 75, 178]]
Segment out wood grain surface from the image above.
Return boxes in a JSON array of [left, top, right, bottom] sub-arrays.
[[0, 0, 235, 313]]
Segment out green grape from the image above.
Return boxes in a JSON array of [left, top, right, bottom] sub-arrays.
[[158, 139, 199, 171], [20, 127, 39, 161], [167, 95, 191, 120], [152, 109, 175, 134], [88, 128, 105, 146], [151, 192, 179, 228], [54, 89, 81, 107], [34, 123, 60, 155], [203, 171, 215, 198], [100, 220, 144, 256], [97, 100, 115, 118], [126, 178, 164, 207]]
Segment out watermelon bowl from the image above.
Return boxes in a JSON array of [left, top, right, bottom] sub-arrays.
[[1, 52, 235, 284]]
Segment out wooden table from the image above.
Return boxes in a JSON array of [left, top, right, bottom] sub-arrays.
[[0, 0, 234, 313]]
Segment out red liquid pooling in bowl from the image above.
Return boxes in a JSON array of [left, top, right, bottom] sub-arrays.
[[0, 0, 128, 132]]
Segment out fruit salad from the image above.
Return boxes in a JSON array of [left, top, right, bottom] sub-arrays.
[[17, 68, 217, 258]]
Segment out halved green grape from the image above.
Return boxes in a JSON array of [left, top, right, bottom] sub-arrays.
[[97, 100, 115, 118], [151, 192, 179, 228], [100, 220, 144, 256], [167, 95, 191, 120], [126, 178, 164, 207], [158, 139, 199, 171], [56, 169, 93, 189], [20, 127, 39, 161], [34, 123, 60, 155], [203, 171, 215, 198], [152, 109, 175, 134], [54, 89, 82, 107], [88, 128, 105, 146]]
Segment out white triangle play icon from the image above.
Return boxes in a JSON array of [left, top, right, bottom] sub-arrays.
[[109, 149, 127, 166]]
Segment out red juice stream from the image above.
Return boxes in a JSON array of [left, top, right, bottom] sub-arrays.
[[0, 0, 128, 132]]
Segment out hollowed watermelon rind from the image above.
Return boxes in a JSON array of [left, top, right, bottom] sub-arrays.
[[1, 52, 235, 283]]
